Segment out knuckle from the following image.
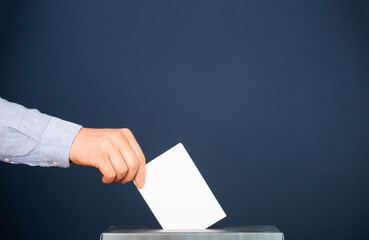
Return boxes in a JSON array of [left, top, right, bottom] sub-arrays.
[[139, 154, 146, 163], [121, 128, 132, 135], [106, 171, 116, 180], [117, 166, 128, 176], [120, 179, 129, 184], [101, 139, 112, 149], [111, 130, 123, 139], [126, 174, 135, 181], [129, 161, 139, 171]]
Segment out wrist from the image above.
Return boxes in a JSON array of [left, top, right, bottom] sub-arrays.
[[69, 127, 84, 164]]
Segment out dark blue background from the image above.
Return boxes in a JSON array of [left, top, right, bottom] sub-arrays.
[[1, 0, 368, 239]]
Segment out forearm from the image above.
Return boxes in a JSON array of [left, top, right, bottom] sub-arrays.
[[0, 97, 82, 167]]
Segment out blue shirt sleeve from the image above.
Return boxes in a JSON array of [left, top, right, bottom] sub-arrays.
[[0, 97, 82, 168]]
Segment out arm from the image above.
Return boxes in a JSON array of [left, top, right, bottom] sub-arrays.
[[0, 97, 81, 168], [0, 97, 146, 188]]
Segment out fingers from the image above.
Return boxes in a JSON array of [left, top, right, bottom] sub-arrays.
[[98, 139, 128, 184], [134, 163, 146, 189], [99, 156, 117, 184], [108, 147, 128, 183], [122, 129, 146, 164], [121, 129, 146, 187], [94, 129, 145, 187], [118, 139, 140, 185]]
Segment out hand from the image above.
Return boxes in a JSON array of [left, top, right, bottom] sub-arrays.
[[69, 128, 146, 188]]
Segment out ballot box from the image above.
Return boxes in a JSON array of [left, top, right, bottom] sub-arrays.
[[100, 225, 284, 240]]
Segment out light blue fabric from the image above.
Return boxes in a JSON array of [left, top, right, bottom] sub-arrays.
[[0, 97, 82, 168]]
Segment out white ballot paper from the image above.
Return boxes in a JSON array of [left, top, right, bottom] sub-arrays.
[[137, 143, 226, 230]]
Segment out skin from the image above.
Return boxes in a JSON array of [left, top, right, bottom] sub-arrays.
[[69, 128, 146, 188]]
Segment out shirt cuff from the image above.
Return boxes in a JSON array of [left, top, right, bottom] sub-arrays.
[[39, 117, 82, 168]]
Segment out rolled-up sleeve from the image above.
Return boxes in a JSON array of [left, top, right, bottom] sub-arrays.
[[0, 97, 82, 168]]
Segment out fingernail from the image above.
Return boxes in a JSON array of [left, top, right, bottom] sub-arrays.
[[137, 181, 144, 189]]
